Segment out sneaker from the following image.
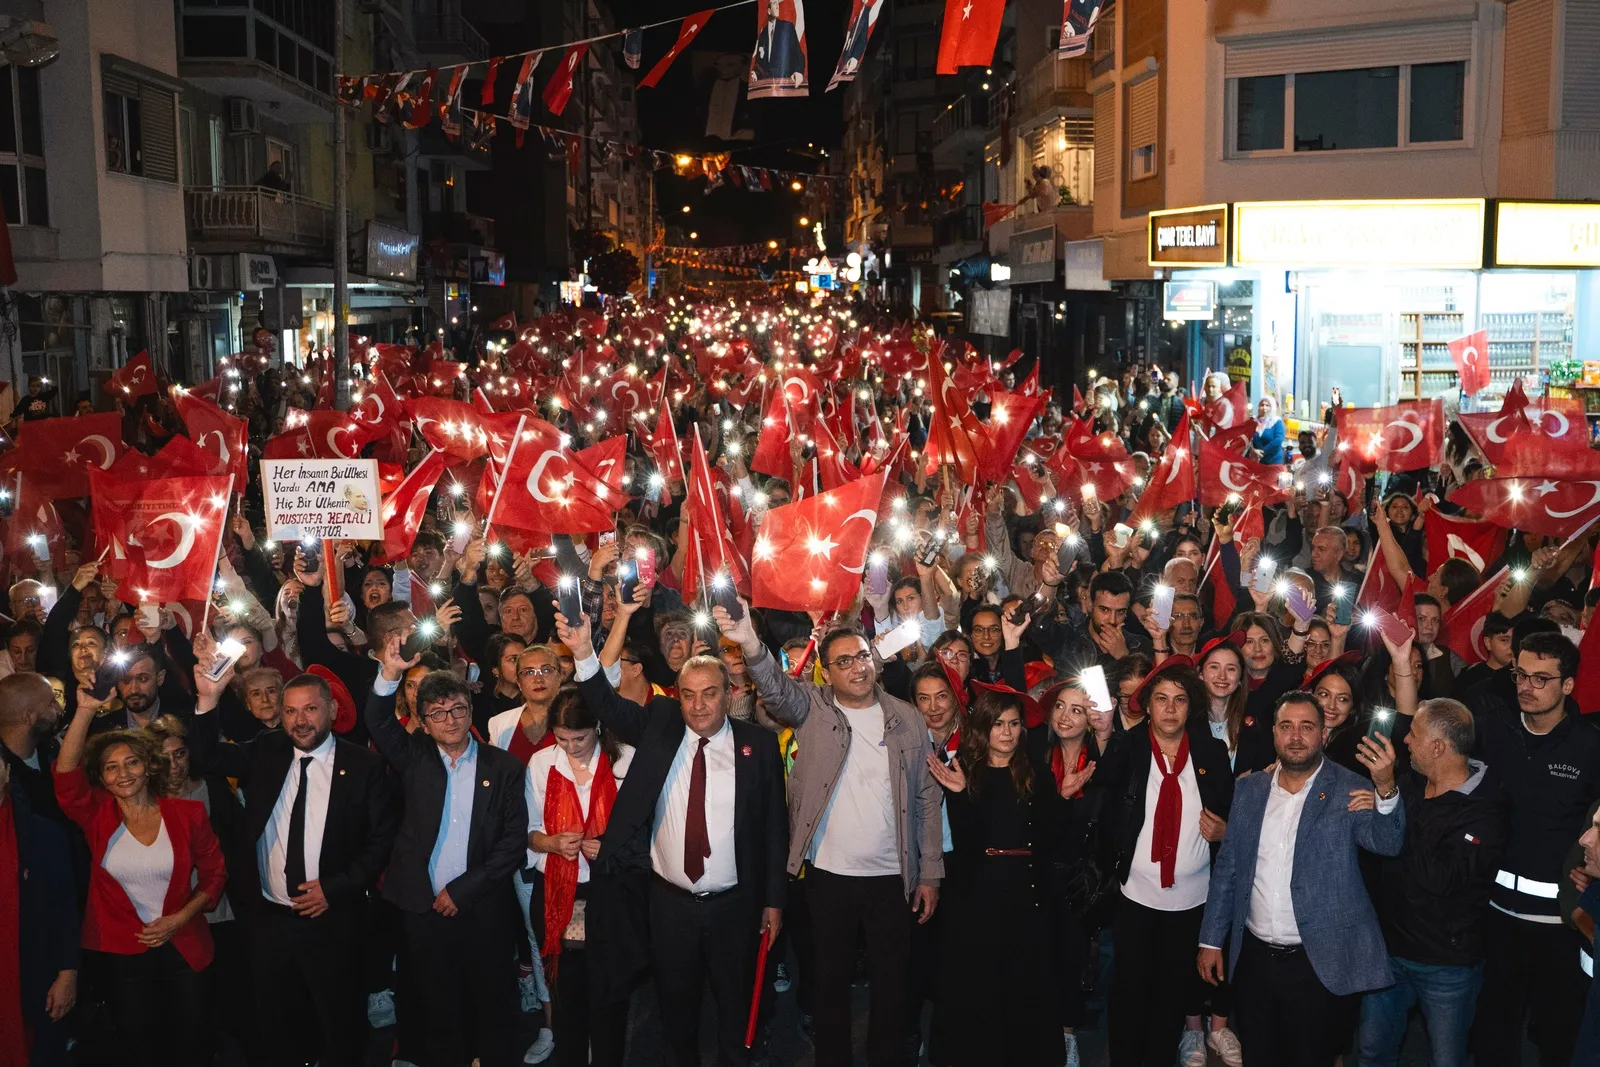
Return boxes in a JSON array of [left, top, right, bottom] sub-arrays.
[[366, 989, 397, 1029], [1063, 1032, 1081, 1067], [1208, 1027, 1243, 1067], [522, 1028, 555, 1065], [773, 963, 792, 994], [1177, 1028, 1207, 1067], [519, 972, 541, 1013]]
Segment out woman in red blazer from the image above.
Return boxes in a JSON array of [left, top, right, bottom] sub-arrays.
[[55, 680, 226, 1067]]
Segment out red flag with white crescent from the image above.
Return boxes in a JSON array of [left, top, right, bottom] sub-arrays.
[[681, 428, 749, 602], [1196, 439, 1288, 508], [488, 416, 617, 534], [89, 469, 233, 603], [543, 44, 588, 116], [379, 448, 449, 564], [752, 472, 887, 611], [641, 10, 713, 89], [108, 351, 159, 399], [1336, 400, 1444, 474]]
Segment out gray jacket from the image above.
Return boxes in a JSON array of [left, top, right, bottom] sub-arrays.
[[745, 645, 944, 897]]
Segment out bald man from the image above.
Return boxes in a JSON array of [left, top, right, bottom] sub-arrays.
[[0, 672, 66, 819]]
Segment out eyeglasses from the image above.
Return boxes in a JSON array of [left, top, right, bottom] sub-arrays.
[[828, 650, 875, 670], [1512, 669, 1562, 690], [1170, 612, 1202, 623], [970, 624, 1003, 638], [519, 666, 560, 679], [423, 704, 472, 722]]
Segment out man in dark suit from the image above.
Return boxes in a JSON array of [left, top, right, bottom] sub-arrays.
[[190, 638, 396, 1067], [1199, 690, 1405, 1067], [557, 607, 787, 1067], [368, 631, 529, 1067], [751, 0, 805, 87]]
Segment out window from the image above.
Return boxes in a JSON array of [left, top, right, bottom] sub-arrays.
[[1411, 60, 1466, 142], [0, 65, 47, 226], [1235, 74, 1284, 152], [894, 35, 936, 80], [104, 90, 144, 176], [895, 112, 920, 154], [1228, 60, 1466, 155], [1126, 76, 1158, 181]]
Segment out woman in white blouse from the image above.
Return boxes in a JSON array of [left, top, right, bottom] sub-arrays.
[[525, 688, 634, 1067]]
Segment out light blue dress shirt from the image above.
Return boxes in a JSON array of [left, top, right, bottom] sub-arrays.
[[428, 735, 478, 895]]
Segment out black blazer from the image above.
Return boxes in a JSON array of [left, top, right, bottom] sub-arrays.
[[11, 795, 80, 1040], [188, 708, 395, 914], [578, 668, 787, 912], [364, 688, 528, 916], [1100, 720, 1235, 884]]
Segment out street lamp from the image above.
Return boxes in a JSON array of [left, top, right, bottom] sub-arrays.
[[790, 180, 803, 192], [767, 240, 779, 250], [681, 205, 691, 214], [798, 216, 810, 227]]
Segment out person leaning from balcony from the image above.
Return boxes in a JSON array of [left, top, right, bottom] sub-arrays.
[[258, 160, 291, 195]]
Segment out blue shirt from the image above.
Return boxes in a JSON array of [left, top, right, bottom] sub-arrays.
[[428, 736, 478, 895]]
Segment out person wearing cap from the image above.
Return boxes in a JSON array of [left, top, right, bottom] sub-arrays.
[[1098, 660, 1234, 1067], [1198, 690, 1404, 1067], [1358, 698, 1507, 1067]]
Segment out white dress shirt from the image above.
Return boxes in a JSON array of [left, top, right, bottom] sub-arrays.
[[524, 742, 636, 876], [652, 718, 739, 892], [258, 731, 337, 905], [1121, 751, 1211, 912]]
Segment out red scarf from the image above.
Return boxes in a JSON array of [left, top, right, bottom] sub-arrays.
[[508, 719, 556, 766], [1051, 743, 1090, 798], [541, 753, 618, 958], [0, 803, 29, 1067], [1149, 729, 1191, 888]]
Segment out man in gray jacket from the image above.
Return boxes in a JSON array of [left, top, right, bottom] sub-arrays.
[[717, 601, 943, 1067]]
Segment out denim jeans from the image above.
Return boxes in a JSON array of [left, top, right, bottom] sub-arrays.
[[1357, 956, 1483, 1067]]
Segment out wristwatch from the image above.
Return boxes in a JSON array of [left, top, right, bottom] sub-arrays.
[[1377, 784, 1398, 801]]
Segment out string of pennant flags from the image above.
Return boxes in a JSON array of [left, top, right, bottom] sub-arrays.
[[656, 243, 800, 265], [337, 0, 891, 169]]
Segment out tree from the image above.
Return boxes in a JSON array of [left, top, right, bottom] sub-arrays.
[[589, 247, 641, 296]]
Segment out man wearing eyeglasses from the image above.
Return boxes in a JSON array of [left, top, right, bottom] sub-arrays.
[[367, 635, 530, 1067], [1473, 631, 1600, 1067]]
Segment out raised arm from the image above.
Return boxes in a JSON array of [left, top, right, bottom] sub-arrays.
[[557, 609, 651, 745], [365, 632, 423, 772], [715, 596, 813, 728], [190, 637, 252, 780]]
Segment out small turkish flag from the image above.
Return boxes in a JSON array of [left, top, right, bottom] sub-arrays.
[[90, 469, 234, 603], [641, 10, 713, 88], [12, 412, 127, 499], [1439, 566, 1506, 665], [681, 428, 749, 602], [937, 0, 1005, 74], [172, 388, 248, 487], [1129, 410, 1197, 524], [379, 448, 448, 564], [576, 435, 627, 499], [1449, 477, 1600, 538], [543, 44, 588, 116], [1196, 438, 1288, 508], [488, 416, 617, 535], [978, 391, 1045, 482], [1204, 379, 1250, 431], [647, 401, 684, 485], [1448, 330, 1491, 397], [752, 472, 888, 612], [108, 351, 158, 399], [1422, 510, 1506, 578], [1336, 400, 1444, 474]]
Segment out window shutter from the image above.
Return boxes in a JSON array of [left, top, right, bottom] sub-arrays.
[[1224, 20, 1474, 78], [1093, 88, 1114, 186], [1502, 0, 1553, 137], [1127, 76, 1158, 151], [140, 83, 179, 184]]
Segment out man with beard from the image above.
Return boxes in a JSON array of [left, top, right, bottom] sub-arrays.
[[1198, 691, 1405, 1066], [190, 638, 395, 1067], [0, 672, 77, 838], [90, 647, 192, 733]]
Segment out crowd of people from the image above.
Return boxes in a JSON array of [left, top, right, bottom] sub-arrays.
[[4, 295, 1600, 1067]]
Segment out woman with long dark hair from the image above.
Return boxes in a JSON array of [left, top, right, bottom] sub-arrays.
[[1195, 636, 1272, 775], [1231, 612, 1309, 726], [926, 689, 1065, 1065]]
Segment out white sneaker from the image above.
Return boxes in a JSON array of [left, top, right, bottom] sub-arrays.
[[1177, 1028, 1207, 1067], [519, 972, 541, 1012], [1208, 1028, 1243, 1067], [366, 989, 396, 1029], [1063, 1031, 1081, 1067], [523, 1028, 555, 1065]]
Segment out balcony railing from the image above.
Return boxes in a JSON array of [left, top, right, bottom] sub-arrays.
[[934, 205, 981, 247], [1015, 53, 1091, 125], [932, 97, 979, 149], [185, 186, 333, 249], [413, 0, 490, 63]]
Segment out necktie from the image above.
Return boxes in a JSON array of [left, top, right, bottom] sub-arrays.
[[683, 737, 711, 884], [285, 755, 313, 898]]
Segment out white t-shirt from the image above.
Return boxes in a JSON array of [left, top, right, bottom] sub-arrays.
[[810, 702, 901, 878], [104, 819, 174, 924], [1121, 754, 1211, 912]]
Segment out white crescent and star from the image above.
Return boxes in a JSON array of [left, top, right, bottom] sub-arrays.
[[838, 508, 880, 573], [1382, 413, 1424, 454], [81, 435, 117, 468], [142, 513, 198, 569], [1545, 481, 1600, 519], [1217, 460, 1251, 494], [526, 450, 569, 504]]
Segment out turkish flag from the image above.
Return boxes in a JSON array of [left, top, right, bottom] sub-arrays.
[[90, 469, 233, 603], [379, 448, 448, 564], [680, 428, 749, 602], [811, 412, 860, 492], [270, 410, 387, 461], [12, 413, 127, 499], [1448, 330, 1491, 397], [1449, 476, 1600, 538], [978, 391, 1045, 482], [1439, 565, 1506, 665], [543, 43, 588, 116], [1129, 410, 1196, 524], [108, 351, 158, 399], [404, 397, 520, 462], [1422, 509, 1506, 577], [487, 416, 617, 534], [1209, 420, 1257, 456], [172, 388, 248, 486], [749, 385, 795, 479], [595, 369, 651, 422], [752, 472, 887, 611], [937, 0, 1005, 73], [1196, 438, 1288, 508], [1458, 408, 1528, 467], [111, 436, 217, 480], [1204, 379, 1249, 432], [575, 435, 627, 500], [641, 9, 713, 88], [1494, 430, 1600, 480], [1336, 400, 1444, 473], [353, 371, 405, 431], [1354, 557, 1421, 634], [647, 401, 684, 485]]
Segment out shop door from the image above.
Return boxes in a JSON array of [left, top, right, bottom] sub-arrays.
[[1319, 345, 1386, 408]]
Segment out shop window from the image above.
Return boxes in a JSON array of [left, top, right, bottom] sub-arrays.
[[0, 65, 47, 226], [1410, 61, 1466, 142], [1295, 67, 1398, 150], [1235, 74, 1284, 152]]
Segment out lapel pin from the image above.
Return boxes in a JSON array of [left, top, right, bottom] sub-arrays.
[[482, 779, 491, 787], [741, 744, 752, 757], [338, 769, 346, 776], [1318, 792, 1326, 800], [1197, 767, 1207, 775]]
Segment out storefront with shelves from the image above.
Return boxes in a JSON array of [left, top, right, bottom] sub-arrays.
[[1149, 198, 1595, 424]]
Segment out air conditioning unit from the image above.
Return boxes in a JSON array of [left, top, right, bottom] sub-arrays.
[[227, 98, 260, 135], [189, 254, 237, 291], [366, 123, 392, 152]]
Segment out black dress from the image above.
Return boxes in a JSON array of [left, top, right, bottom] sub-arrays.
[[930, 763, 1066, 1067]]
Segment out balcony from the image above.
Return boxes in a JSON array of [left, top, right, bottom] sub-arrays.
[[987, 203, 1094, 257], [185, 186, 333, 255], [1014, 53, 1091, 128], [424, 211, 496, 249], [931, 97, 991, 167], [934, 205, 982, 264], [413, 0, 490, 64], [887, 221, 934, 248]]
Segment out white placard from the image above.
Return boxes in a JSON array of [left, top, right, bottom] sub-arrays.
[[262, 459, 382, 542]]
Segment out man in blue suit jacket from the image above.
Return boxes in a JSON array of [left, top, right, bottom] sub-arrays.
[[1198, 691, 1405, 1067]]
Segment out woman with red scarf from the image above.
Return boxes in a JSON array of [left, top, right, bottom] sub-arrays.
[[525, 688, 634, 1067]]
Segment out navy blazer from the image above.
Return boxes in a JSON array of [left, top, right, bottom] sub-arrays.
[[1200, 757, 1405, 996]]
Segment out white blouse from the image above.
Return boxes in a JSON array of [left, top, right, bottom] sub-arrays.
[[103, 819, 174, 924], [524, 743, 635, 878]]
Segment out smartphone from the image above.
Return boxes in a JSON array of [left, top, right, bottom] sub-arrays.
[[1151, 584, 1175, 630], [617, 560, 640, 606], [867, 552, 890, 596], [599, 530, 618, 549], [1079, 665, 1114, 713], [550, 534, 583, 576], [1374, 609, 1416, 647], [1215, 498, 1242, 525], [90, 658, 122, 701], [1285, 585, 1316, 625], [1366, 707, 1397, 743], [874, 617, 921, 660], [299, 539, 322, 572], [1334, 588, 1355, 626], [634, 546, 657, 588], [139, 604, 161, 633], [1111, 523, 1133, 550], [709, 575, 745, 621], [1251, 557, 1276, 594], [556, 574, 584, 626], [205, 637, 248, 683], [400, 618, 439, 659], [449, 519, 471, 554], [917, 528, 945, 567]]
